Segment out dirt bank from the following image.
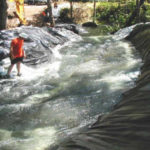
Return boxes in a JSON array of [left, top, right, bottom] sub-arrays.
[[7, 1, 46, 28]]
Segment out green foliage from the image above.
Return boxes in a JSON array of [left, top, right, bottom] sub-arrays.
[[145, 4, 150, 21], [59, 1, 150, 32], [96, 1, 138, 31]]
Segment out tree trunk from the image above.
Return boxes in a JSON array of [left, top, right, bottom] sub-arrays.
[[70, 0, 73, 19], [125, 0, 145, 27], [136, 0, 140, 22], [93, 0, 96, 23], [0, 0, 8, 30], [47, 0, 55, 27]]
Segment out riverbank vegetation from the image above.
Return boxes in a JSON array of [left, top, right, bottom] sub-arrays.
[[60, 0, 150, 33], [0, 0, 149, 33], [96, 1, 150, 31]]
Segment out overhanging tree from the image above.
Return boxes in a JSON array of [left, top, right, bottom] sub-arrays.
[[125, 0, 146, 26], [0, 0, 8, 30]]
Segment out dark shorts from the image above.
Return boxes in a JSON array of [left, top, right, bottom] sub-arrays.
[[11, 57, 23, 65]]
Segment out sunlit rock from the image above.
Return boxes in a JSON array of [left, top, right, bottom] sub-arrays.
[[0, 25, 80, 65]]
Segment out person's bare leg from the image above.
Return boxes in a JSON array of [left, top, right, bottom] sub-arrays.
[[16, 62, 21, 76], [7, 64, 14, 75]]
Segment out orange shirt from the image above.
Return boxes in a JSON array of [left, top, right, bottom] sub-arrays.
[[11, 38, 24, 58], [42, 11, 46, 16]]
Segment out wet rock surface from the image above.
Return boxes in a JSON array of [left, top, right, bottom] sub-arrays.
[[82, 22, 98, 28], [0, 25, 80, 66], [48, 23, 150, 150]]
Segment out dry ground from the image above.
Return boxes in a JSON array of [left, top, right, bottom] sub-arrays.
[[7, 1, 47, 28], [7, 1, 93, 29]]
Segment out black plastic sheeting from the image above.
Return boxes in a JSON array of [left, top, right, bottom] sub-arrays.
[[0, 24, 80, 65]]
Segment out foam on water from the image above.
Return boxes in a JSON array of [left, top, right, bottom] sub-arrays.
[[0, 127, 56, 150], [0, 27, 142, 150]]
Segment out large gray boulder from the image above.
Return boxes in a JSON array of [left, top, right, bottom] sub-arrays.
[[0, 25, 80, 65]]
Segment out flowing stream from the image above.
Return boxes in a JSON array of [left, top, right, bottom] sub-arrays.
[[0, 30, 141, 150]]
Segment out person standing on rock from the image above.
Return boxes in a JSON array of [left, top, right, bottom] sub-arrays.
[[7, 33, 27, 77]]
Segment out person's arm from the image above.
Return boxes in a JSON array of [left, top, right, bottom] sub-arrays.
[[10, 43, 15, 60], [22, 40, 26, 58], [23, 50, 26, 58]]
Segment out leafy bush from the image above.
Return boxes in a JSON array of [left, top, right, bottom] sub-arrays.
[[73, 7, 92, 23], [96, 1, 137, 31], [145, 4, 150, 21], [59, 4, 92, 24], [59, 8, 73, 23], [96, 1, 150, 31]]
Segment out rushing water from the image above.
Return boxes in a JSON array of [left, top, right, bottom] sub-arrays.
[[0, 31, 141, 150]]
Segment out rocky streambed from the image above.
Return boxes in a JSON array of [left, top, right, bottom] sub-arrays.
[[0, 23, 149, 150], [0, 24, 80, 76], [48, 24, 150, 150]]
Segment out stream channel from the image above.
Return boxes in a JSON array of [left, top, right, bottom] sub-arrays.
[[0, 27, 142, 150]]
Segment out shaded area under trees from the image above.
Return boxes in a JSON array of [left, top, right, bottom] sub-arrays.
[[125, 0, 146, 26]]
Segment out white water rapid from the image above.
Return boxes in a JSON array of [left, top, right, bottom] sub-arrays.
[[0, 29, 141, 150]]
